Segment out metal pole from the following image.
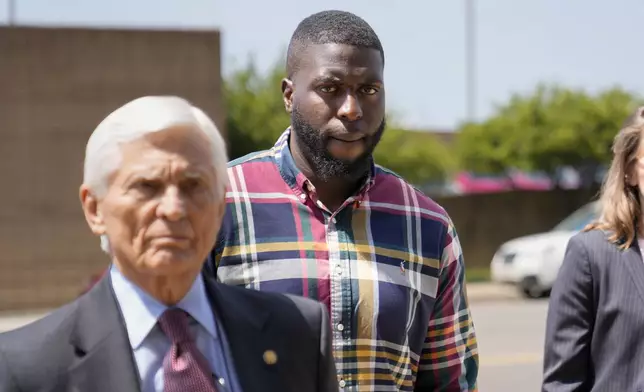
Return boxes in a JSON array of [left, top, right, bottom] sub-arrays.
[[465, 0, 477, 121], [8, 0, 16, 25]]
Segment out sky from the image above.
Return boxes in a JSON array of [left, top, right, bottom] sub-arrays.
[[2, 0, 643, 130]]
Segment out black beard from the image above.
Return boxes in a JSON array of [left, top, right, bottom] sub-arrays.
[[291, 108, 385, 183]]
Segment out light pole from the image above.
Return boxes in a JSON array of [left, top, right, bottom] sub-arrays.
[[8, 0, 16, 25], [464, 0, 477, 121]]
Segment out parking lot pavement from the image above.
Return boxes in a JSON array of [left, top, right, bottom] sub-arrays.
[[466, 282, 523, 302], [473, 298, 549, 391]]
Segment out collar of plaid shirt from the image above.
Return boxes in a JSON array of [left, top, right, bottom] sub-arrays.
[[274, 129, 377, 207], [210, 128, 479, 391]]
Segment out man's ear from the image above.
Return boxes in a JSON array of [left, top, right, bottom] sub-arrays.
[[282, 78, 294, 113], [80, 185, 106, 236]]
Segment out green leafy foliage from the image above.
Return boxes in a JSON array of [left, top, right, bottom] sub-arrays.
[[456, 84, 640, 175], [224, 59, 290, 159], [224, 60, 456, 184], [374, 127, 456, 184]]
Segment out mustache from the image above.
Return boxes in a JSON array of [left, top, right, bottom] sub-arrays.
[[318, 122, 387, 145]]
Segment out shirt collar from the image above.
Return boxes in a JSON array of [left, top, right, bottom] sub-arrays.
[[273, 127, 377, 199], [109, 264, 217, 349]]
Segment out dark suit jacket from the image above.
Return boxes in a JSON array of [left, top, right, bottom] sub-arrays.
[[542, 229, 644, 392], [0, 272, 337, 392]]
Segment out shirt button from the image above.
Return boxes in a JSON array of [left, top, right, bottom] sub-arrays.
[[299, 193, 307, 200], [339, 379, 346, 388], [337, 323, 345, 331]]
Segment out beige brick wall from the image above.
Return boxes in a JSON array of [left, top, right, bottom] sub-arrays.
[[0, 26, 224, 310]]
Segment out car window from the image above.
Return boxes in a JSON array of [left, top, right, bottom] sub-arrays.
[[552, 202, 598, 232]]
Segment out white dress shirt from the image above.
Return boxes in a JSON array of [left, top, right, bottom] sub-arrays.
[[110, 265, 241, 392]]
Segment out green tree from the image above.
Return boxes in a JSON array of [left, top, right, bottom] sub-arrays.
[[375, 127, 456, 184], [224, 59, 290, 159], [456, 84, 640, 176], [224, 59, 456, 183], [456, 117, 527, 174]]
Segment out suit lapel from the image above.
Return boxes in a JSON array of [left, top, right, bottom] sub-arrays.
[[68, 273, 140, 392], [204, 277, 285, 392], [622, 239, 644, 304]]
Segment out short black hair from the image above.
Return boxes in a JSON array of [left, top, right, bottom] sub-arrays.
[[286, 10, 384, 78]]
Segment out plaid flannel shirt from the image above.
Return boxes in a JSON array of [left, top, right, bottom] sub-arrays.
[[208, 129, 478, 391]]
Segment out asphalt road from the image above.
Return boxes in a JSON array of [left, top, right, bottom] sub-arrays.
[[0, 297, 551, 391], [473, 298, 549, 392]]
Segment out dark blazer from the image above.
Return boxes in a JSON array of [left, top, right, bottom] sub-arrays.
[[0, 271, 337, 392], [542, 229, 644, 392]]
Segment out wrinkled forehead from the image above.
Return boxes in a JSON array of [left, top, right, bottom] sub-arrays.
[[295, 43, 384, 82], [117, 125, 214, 170]]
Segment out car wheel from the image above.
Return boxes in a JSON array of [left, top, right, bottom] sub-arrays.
[[519, 276, 545, 299]]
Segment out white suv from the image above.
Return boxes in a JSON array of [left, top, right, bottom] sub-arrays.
[[490, 202, 599, 298]]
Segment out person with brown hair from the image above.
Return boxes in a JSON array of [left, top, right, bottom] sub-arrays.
[[542, 106, 644, 392]]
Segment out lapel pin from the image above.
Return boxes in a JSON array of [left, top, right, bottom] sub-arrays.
[[263, 349, 278, 365]]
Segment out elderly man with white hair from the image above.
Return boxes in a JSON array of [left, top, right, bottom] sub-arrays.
[[0, 96, 337, 392]]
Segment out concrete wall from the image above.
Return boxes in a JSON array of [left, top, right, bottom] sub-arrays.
[[0, 26, 224, 310], [435, 188, 599, 268]]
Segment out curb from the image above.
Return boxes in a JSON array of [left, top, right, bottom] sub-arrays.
[[466, 282, 523, 302]]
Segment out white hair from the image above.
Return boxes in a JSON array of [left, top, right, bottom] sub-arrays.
[[83, 96, 229, 254]]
